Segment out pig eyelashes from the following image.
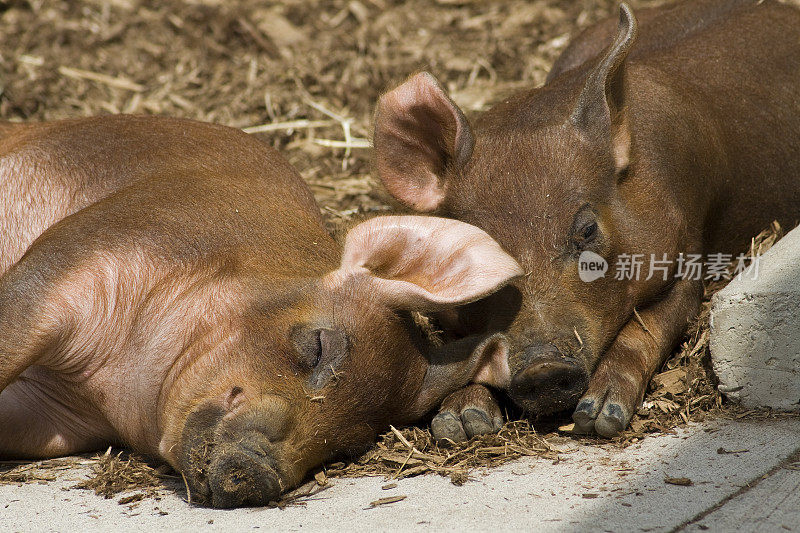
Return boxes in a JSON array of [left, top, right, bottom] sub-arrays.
[[289, 325, 350, 389], [309, 331, 323, 368], [577, 222, 598, 248], [290, 326, 326, 369], [569, 206, 601, 252]]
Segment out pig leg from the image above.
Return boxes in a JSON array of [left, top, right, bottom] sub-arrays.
[[0, 258, 68, 395], [573, 278, 703, 437], [0, 368, 117, 458], [430, 384, 503, 443], [0, 257, 110, 457]]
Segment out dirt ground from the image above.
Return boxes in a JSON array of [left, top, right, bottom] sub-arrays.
[[1, 0, 676, 217], [1, 0, 797, 500]]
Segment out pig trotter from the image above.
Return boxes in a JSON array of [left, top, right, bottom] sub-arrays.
[[571, 358, 640, 437], [573, 393, 628, 437], [572, 398, 600, 433], [431, 412, 468, 443], [431, 384, 502, 443], [573, 279, 702, 437]]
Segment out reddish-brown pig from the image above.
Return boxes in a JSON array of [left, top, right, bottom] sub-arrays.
[[373, 0, 800, 438], [0, 115, 522, 507]]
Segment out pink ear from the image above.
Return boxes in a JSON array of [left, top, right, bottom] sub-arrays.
[[471, 334, 511, 388], [329, 216, 523, 311], [374, 72, 474, 212]]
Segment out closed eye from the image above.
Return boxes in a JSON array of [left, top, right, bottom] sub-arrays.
[[310, 330, 323, 368]]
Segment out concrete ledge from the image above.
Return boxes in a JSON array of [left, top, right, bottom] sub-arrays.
[[710, 226, 800, 410], [2, 420, 799, 532]]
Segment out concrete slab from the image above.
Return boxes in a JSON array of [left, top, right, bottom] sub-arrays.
[[710, 226, 800, 410], [683, 452, 800, 533], [1, 418, 799, 532]]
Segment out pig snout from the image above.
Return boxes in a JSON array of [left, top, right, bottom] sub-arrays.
[[508, 343, 588, 416], [177, 403, 286, 508], [206, 434, 282, 508]]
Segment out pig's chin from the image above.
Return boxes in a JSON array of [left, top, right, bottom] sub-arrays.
[[173, 404, 292, 508]]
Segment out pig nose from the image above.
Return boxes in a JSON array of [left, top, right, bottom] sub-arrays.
[[508, 343, 588, 416], [207, 432, 282, 508]]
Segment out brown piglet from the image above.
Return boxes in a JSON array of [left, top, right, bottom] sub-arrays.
[[0, 115, 521, 507], [374, 0, 800, 438]]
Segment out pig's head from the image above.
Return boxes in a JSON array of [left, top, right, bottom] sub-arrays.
[[157, 215, 521, 508], [373, 6, 669, 417]]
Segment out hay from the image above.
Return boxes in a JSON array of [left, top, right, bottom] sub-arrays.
[[0, 0, 668, 223], [322, 420, 560, 484], [0, 458, 78, 484], [72, 448, 165, 499]]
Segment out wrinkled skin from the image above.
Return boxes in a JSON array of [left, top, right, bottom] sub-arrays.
[[0, 115, 522, 507], [374, 0, 800, 438]]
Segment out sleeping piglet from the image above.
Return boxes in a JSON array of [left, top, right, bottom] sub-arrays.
[[0, 115, 521, 507]]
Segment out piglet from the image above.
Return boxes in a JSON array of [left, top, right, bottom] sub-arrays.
[[0, 115, 521, 507], [374, 0, 800, 437]]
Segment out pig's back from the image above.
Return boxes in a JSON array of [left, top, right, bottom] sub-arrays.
[[0, 115, 332, 277], [547, 0, 800, 251], [636, 1, 800, 250], [548, 0, 784, 81]]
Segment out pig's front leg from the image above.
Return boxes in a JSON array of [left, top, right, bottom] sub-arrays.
[[572, 278, 703, 437], [430, 384, 503, 443], [0, 269, 58, 394], [0, 261, 110, 457], [0, 368, 117, 458]]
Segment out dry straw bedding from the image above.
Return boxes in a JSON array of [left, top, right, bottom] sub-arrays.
[[1, 0, 798, 506]]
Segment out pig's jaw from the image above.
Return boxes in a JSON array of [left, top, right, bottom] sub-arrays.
[[159, 398, 313, 508], [157, 436, 179, 466]]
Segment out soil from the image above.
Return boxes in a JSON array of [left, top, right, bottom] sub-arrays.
[[1, 0, 798, 504]]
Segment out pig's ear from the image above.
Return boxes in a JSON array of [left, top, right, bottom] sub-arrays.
[[329, 215, 522, 311], [412, 333, 512, 418], [571, 3, 637, 174], [374, 72, 474, 212]]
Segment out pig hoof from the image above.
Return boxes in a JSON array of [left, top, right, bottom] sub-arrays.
[[572, 398, 630, 438], [594, 404, 628, 438], [431, 411, 468, 443], [208, 444, 282, 508], [572, 399, 599, 433], [431, 407, 502, 443], [461, 408, 497, 438], [432, 384, 503, 443]]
